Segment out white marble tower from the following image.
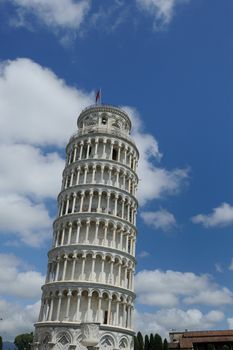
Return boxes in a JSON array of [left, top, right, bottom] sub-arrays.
[[32, 104, 139, 350]]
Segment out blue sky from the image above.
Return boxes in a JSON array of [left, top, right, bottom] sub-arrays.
[[0, 0, 233, 341]]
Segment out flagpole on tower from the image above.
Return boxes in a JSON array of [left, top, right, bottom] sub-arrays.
[[95, 89, 102, 105]]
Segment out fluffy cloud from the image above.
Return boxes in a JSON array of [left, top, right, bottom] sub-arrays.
[[192, 203, 233, 228], [0, 254, 44, 299], [136, 0, 190, 30], [0, 195, 52, 246], [135, 308, 224, 337], [0, 58, 93, 147], [0, 58, 93, 246], [0, 144, 64, 199], [135, 269, 233, 307], [9, 0, 90, 31], [141, 209, 176, 231], [0, 298, 40, 341], [124, 107, 189, 205], [0, 254, 43, 339]]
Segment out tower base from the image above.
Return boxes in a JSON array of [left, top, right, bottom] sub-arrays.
[[32, 322, 134, 350]]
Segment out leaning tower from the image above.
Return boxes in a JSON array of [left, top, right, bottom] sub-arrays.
[[32, 104, 139, 350]]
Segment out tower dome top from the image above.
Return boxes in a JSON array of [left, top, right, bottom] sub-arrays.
[[77, 104, 132, 132]]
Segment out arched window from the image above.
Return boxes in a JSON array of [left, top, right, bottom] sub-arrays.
[[101, 116, 108, 125]]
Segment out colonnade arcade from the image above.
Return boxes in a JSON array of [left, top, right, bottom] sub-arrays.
[[58, 188, 137, 226], [53, 217, 136, 255], [66, 136, 138, 172], [39, 287, 133, 329], [46, 250, 135, 290], [62, 161, 138, 197]]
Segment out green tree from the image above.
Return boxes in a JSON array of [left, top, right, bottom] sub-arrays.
[[163, 338, 169, 350], [149, 334, 154, 350], [207, 344, 215, 350], [223, 345, 230, 350], [14, 332, 33, 350], [154, 333, 163, 350], [145, 335, 150, 350], [0, 336, 2, 350], [134, 336, 140, 350], [137, 332, 144, 350]]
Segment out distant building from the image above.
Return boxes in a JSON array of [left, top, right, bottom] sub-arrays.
[[169, 330, 233, 350]]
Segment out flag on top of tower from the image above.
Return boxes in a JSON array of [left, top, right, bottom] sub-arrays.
[[95, 89, 101, 104]]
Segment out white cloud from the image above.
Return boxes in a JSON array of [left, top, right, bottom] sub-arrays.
[[9, 0, 91, 31], [0, 298, 40, 341], [124, 107, 189, 205], [135, 269, 233, 307], [141, 209, 176, 231], [135, 308, 225, 338], [136, 0, 190, 30], [0, 254, 43, 340], [0, 58, 93, 246], [192, 203, 233, 228], [0, 144, 64, 199], [0, 195, 52, 246], [0, 254, 44, 299], [0, 58, 93, 147]]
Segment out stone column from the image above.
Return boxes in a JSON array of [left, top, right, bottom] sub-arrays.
[[101, 257, 105, 283], [86, 140, 91, 159], [92, 165, 96, 183], [79, 141, 84, 160], [106, 192, 110, 213], [79, 191, 85, 212], [115, 299, 120, 326], [71, 193, 77, 213], [97, 191, 102, 212], [73, 145, 77, 162], [100, 165, 105, 184], [110, 141, 114, 160], [71, 254, 77, 280], [81, 256, 85, 279], [102, 139, 107, 157], [76, 220, 81, 243], [88, 190, 93, 212], [103, 222, 108, 246], [107, 297, 112, 324], [84, 165, 88, 184], [114, 195, 118, 216], [94, 138, 99, 158], [56, 292, 62, 321], [108, 167, 112, 185], [117, 143, 122, 162], [65, 196, 70, 215], [70, 170, 74, 187], [76, 166, 81, 185], [87, 293, 92, 322], [94, 219, 99, 244], [65, 290, 72, 320], [85, 219, 90, 243], [112, 225, 116, 248], [67, 222, 72, 245], [76, 291, 81, 320], [55, 259, 60, 281], [97, 296, 102, 323]]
